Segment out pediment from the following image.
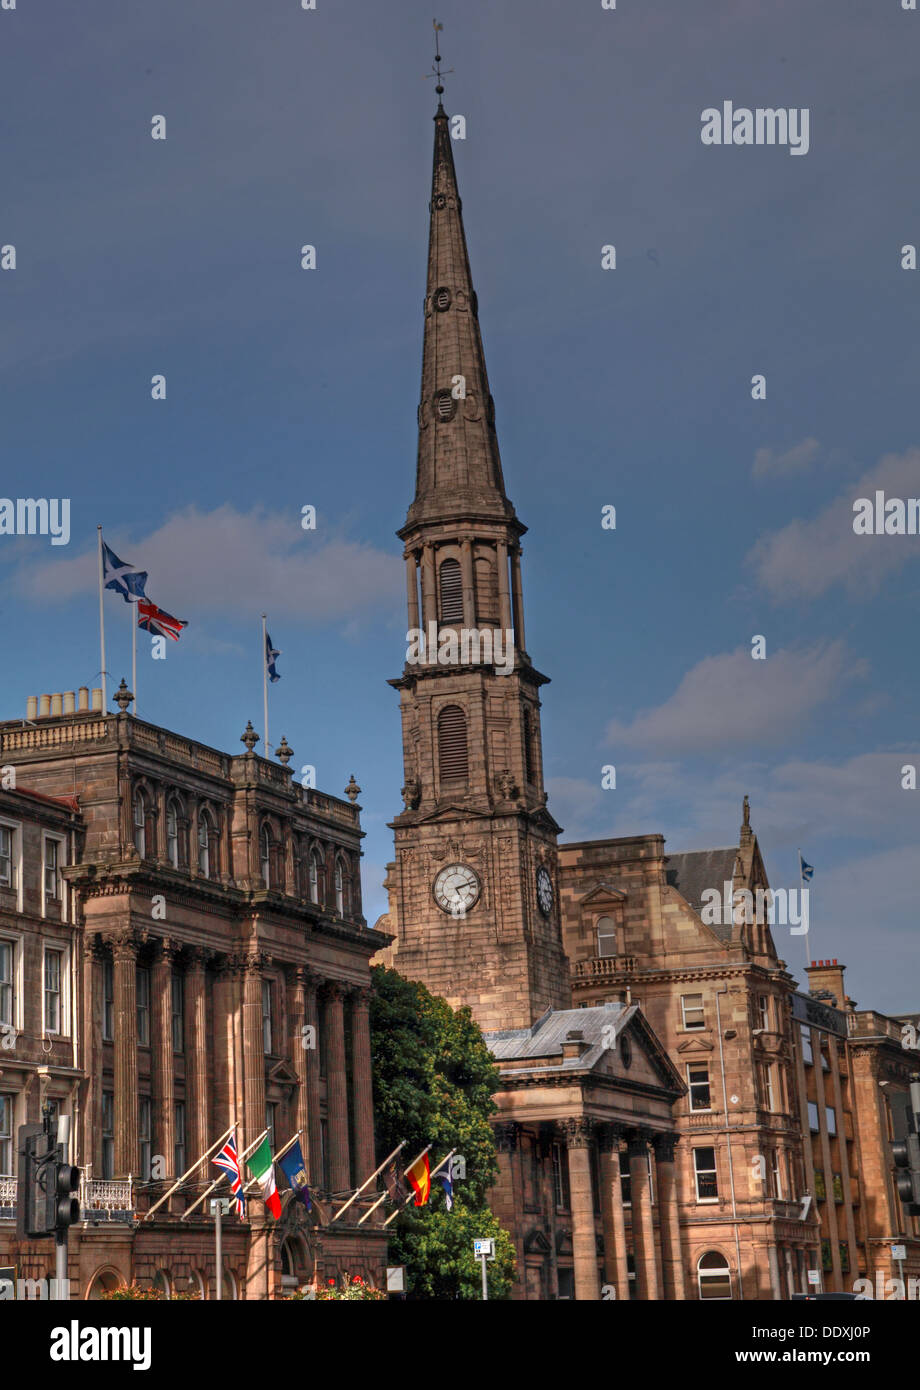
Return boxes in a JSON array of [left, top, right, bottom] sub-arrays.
[[268, 1058, 300, 1087], [578, 882, 628, 907], [524, 1227, 553, 1255], [414, 803, 491, 825], [675, 1036, 715, 1055]]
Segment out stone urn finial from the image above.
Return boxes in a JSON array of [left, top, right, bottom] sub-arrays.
[[344, 774, 361, 804], [240, 720, 260, 753], [114, 678, 134, 714], [275, 736, 293, 767]]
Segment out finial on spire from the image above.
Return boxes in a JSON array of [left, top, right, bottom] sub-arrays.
[[742, 794, 751, 829], [426, 19, 453, 108]]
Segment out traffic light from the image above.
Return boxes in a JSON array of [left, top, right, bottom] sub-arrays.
[[16, 1120, 82, 1239], [891, 1077, 920, 1219], [54, 1160, 80, 1231]]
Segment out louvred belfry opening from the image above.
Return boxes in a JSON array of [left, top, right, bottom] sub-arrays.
[[438, 704, 468, 784], [438, 558, 463, 623]]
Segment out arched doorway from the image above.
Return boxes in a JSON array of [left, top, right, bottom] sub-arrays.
[[697, 1250, 732, 1300], [86, 1269, 122, 1300]]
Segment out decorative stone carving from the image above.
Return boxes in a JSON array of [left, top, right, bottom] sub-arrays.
[[240, 721, 259, 753]]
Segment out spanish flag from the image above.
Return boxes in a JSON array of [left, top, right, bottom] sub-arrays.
[[407, 1152, 431, 1207]]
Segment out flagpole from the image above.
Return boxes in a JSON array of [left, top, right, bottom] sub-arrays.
[[182, 1126, 269, 1220], [261, 613, 269, 758], [358, 1142, 432, 1226], [329, 1141, 406, 1224], [383, 1147, 455, 1228], [131, 599, 137, 718], [240, 1128, 304, 1194], [97, 526, 107, 712], [143, 1120, 236, 1221], [798, 848, 811, 972]]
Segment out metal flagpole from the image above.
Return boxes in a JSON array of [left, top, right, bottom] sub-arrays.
[[330, 1141, 406, 1224], [131, 601, 137, 717], [239, 1128, 303, 1194], [97, 526, 107, 711], [798, 849, 810, 969], [261, 614, 269, 757], [143, 1120, 237, 1221], [182, 1127, 269, 1220], [214, 1198, 223, 1301], [382, 1145, 455, 1228], [359, 1141, 431, 1226]]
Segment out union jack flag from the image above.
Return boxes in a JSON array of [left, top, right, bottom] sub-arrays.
[[137, 599, 188, 642], [212, 1135, 246, 1217]]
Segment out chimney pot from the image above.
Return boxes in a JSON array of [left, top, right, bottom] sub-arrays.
[[63, 691, 75, 715], [91, 688, 103, 712], [26, 696, 38, 720], [50, 693, 62, 717], [77, 687, 89, 712], [39, 694, 51, 717]]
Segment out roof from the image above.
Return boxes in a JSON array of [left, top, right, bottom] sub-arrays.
[[486, 1002, 629, 1068], [0, 785, 81, 815], [665, 848, 737, 940]]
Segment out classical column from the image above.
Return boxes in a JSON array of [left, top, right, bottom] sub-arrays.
[[561, 1118, 601, 1301], [242, 953, 267, 1149], [653, 1133, 687, 1300], [350, 987, 376, 1189], [405, 552, 420, 631], [420, 544, 436, 629], [493, 1123, 525, 1293], [82, 935, 105, 1177], [111, 931, 139, 1177], [496, 540, 513, 634], [302, 970, 323, 1187], [288, 965, 307, 1135], [627, 1130, 659, 1300], [598, 1124, 630, 1300], [185, 949, 210, 1167], [323, 982, 351, 1192], [150, 940, 176, 1180], [460, 539, 475, 627], [510, 547, 526, 652]]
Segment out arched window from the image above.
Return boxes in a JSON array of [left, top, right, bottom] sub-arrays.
[[438, 705, 468, 785], [133, 787, 156, 858], [87, 1269, 122, 1301], [523, 709, 536, 785], [197, 808, 218, 879], [438, 557, 463, 624], [153, 1269, 171, 1300], [260, 822, 283, 891], [166, 795, 187, 870], [697, 1251, 732, 1300], [334, 857, 346, 916], [474, 554, 499, 626], [596, 916, 617, 958], [309, 847, 324, 906]]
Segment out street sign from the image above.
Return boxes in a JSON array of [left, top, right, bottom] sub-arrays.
[[891, 1244, 907, 1261], [210, 1198, 231, 1216], [807, 1269, 821, 1286], [473, 1238, 494, 1258]]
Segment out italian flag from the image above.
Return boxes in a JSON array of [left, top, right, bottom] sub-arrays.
[[247, 1136, 282, 1219]]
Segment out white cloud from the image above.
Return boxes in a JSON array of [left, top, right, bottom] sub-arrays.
[[752, 437, 821, 478], [11, 504, 402, 625], [748, 446, 920, 600], [604, 641, 864, 754]]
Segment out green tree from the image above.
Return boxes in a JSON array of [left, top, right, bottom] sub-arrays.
[[370, 965, 516, 1298]]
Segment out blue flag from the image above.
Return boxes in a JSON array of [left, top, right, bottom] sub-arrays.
[[800, 856, 814, 883], [102, 541, 148, 604], [278, 1139, 311, 1210], [436, 1171, 453, 1212], [265, 630, 281, 683]]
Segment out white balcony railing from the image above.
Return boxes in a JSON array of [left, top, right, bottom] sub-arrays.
[[80, 1176, 134, 1217]]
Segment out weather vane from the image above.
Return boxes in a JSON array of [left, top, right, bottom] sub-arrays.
[[425, 19, 453, 99]]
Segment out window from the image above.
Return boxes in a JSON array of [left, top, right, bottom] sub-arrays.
[[102, 959, 114, 1041], [133, 788, 149, 857], [474, 555, 498, 627], [522, 708, 535, 785], [166, 797, 187, 870], [619, 1149, 631, 1206], [771, 1150, 783, 1199], [551, 1142, 571, 1210], [136, 966, 151, 1045], [171, 974, 184, 1053], [681, 993, 705, 1031], [814, 1168, 826, 1200], [102, 1091, 114, 1178], [0, 1094, 12, 1176], [698, 1251, 732, 1300], [596, 916, 617, 958], [266, 1103, 277, 1150], [688, 1064, 711, 1112], [757, 995, 769, 1031], [174, 1102, 186, 1175], [309, 848, 322, 905], [260, 823, 283, 891], [262, 979, 273, 1055], [43, 836, 62, 901], [826, 1106, 837, 1137], [800, 1024, 813, 1065], [0, 939, 14, 1028], [832, 1172, 844, 1203], [0, 825, 14, 889], [438, 557, 463, 624], [821, 1238, 832, 1273], [762, 1064, 776, 1112], [437, 705, 468, 785], [819, 1033, 830, 1071], [693, 1147, 718, 1200], [139, 1097, 152, 1181], [43, 948, 63, 1034], [334, 858, 345, 916], [197, 809, 218, 879], [807, 1101, 820, 1133], [839, 1242, 850, 1274]]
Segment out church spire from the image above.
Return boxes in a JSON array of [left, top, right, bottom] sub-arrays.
[[404, 99, 520, 534]]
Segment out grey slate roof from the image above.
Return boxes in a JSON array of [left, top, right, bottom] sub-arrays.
[[485, 1002, 630, 1071], [665, 848, 738, 941]]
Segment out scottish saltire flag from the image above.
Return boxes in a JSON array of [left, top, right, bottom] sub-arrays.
[[279, 1140, 312, 1211], [102, 541, 148, 603], [800, 855, 814, 884], [436, 1171, 453, 1212], [137, 600, 188, 642], [212, 1135, 246, 1218], [265, 630, 281, 683]]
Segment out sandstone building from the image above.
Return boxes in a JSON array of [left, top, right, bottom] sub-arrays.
[[0, 691, 388, 1298]]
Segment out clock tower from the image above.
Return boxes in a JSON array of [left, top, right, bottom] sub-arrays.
[[378, 100, 571, 1033]]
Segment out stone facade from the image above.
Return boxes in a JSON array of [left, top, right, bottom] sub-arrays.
[[0, 701, 388, 1298]]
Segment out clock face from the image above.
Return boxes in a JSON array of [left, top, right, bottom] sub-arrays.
[[536, 865, 553, 916], [433, 863, 481, 917]]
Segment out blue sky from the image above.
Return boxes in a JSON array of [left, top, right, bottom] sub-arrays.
[[2, 0, 918, 1011]]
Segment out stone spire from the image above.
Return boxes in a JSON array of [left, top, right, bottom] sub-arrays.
[[403, 104, 520, 535]]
